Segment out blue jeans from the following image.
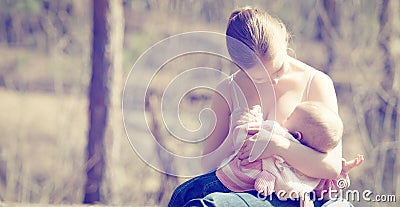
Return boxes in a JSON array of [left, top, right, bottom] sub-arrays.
[[168, 171, 342, 207], [168, 171, 231, 207], [183, 191, 333, 207]]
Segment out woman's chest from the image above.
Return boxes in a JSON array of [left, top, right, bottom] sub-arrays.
[[272, 91, 304, 122], [242, 82, 307, 123], [233, 68, 311, 123]]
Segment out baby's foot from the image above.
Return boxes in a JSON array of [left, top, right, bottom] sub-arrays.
[[342, 154, 364, 172]]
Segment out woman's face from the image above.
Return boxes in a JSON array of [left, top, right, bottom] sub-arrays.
[[244, 56, 285, 84], [244, 65, 270, 83]]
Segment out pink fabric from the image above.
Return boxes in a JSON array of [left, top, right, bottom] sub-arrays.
[[215, 103, 362, 202], [216, 120, 320, 196], [255, 170, 276, 195]]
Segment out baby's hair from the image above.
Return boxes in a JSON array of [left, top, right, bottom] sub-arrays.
[[295, 102, 343, 153], [226, 6, 289, 70]]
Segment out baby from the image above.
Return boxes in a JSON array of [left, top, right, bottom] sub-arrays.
[[248, 101, 342, 153], [216, 101, 363, 205], [168, 101, 363, 207]]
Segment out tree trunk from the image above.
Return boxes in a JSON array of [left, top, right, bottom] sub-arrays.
[[104, 0, 124, 203], [378, 0, 394, 91], [146, 94, 178, 206], [83, 0, 124, 204], [376, 0, 398, 195], [315, 0, 339, 74]]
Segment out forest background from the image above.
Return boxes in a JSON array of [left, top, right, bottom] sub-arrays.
[[0, 0, 399, 207]]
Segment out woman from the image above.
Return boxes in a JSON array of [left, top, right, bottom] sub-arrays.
[[170, 7, 344, 207]]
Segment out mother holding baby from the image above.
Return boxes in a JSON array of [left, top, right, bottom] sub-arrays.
[[169, 6, 361, 207]]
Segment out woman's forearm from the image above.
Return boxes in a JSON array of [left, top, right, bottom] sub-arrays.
[[277, 138, 342, 179], [202, 135, 234, 172]]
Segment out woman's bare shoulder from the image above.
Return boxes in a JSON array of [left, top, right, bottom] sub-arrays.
[[288, 56, 337, 111], [287, 56, 319, 73], [306, 71, 338, 112]]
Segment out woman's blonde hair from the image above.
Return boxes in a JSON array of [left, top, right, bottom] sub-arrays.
[[226, 7, 289, 70]]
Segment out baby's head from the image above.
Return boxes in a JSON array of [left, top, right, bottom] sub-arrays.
[[283, 102, 343, 153]]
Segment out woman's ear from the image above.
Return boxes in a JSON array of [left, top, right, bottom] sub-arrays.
[[295, 131, 303, 141]]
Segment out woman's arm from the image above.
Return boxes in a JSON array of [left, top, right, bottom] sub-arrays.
[[275, 137, 342, 179], [282, 71, 342, 178], [201, 80, 234, 171], [239, 134, 342, 179], [239, 70, 343, 179], [303, 70, 342, 178], [308, 70, 339, 113]]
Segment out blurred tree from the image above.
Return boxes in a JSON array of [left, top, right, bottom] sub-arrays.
[[0, 0, 42, 45], [315, 0, 339, 74], [200, 0, 225, 22], [375, 0, 398, 195], [352, 0, 400, 199], [84, 0, 124, 204], [0, 0, 75, 51], [146, 94, 178, 206], [378, 0, 395, 91]]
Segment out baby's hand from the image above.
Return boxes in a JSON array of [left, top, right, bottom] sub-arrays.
[[247, 122, 260, 135], [249, 105, 263, 120], [246, 105, 263, 134], [235, 111, 257, 126]]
